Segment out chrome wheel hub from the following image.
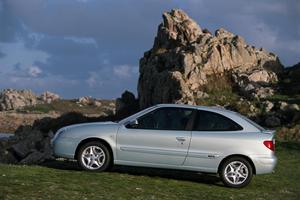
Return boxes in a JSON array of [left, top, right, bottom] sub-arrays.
[[81, 146, 105, 170], [224, 161, 248, 185]]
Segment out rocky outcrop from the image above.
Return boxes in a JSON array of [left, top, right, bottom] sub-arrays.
[[232, 68, 279, 99], [138, 9, 283, 108], [0, 89, 37, 111], [0, 89, 62, 111], [39, 91, 60, 104]]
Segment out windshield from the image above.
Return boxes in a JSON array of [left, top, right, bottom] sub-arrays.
[[118, 105, 158, 124]]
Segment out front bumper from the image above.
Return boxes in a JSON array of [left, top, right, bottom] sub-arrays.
[[52, 137, 79, 159]]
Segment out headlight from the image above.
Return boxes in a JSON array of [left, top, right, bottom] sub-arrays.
[[51, 128, 66, 145]]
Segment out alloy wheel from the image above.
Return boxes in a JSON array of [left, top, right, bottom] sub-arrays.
[[81, 145, 106, 170]]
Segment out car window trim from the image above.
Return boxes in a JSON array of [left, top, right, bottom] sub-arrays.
[[193, 109, 243, 132], [126, 107, 196, 131]]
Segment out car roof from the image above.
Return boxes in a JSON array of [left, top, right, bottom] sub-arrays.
[[155, 103, 236, 114], [119, 103, 262, 132]]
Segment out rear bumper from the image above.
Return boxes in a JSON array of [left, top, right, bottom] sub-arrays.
[[250, 154, 277, 174]]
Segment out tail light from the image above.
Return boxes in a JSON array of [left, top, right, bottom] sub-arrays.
[[263, 140, 275, 151]]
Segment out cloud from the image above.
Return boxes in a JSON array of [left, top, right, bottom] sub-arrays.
[[84, 64, 138, 97], [113, 65, 138, 78], [86, 72, 102, 88], [28, 65, 42, 77], [0, 40, 49, 74], [64, 36, 98, 48]]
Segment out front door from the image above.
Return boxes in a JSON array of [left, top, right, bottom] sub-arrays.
[[116, 107, 194, 166]]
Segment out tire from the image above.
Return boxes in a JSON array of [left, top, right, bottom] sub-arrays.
[[219, 157, 253, 188], [77, 141, 112, 171]]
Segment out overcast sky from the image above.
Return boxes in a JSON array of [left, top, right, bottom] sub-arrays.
[[0, 0, 299, 99]]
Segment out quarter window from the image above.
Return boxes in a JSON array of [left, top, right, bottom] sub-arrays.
[[130, 107, 194, 131], [193, 110, 243, 131]]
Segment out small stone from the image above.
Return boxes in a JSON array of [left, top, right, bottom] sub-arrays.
[[279, 101, 288, 111], [288, 104, 299, 111], [196, 91, 209, 98], [249, 105, 256, 113], [263, 101, 274, 113], [93, 101, 102, 107]]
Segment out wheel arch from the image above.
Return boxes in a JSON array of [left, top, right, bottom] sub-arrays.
[[218, 154, 256, 175], [74, 137, 114, 162]]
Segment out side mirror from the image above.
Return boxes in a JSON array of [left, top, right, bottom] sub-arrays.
[[125, 119, 139, 129]]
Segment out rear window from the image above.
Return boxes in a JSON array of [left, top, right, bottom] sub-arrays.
[[237, 113, 265, 131], [193, 110, 243, 131]]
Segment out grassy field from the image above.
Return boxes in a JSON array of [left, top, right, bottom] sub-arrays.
[[0, 142, 299, 200]]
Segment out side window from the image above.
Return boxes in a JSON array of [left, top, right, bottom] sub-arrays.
[[193, 110, 243, 131], [131, 107, 194, 131]]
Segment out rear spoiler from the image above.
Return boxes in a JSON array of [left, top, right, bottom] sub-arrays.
[[262, 129, 276, 135]]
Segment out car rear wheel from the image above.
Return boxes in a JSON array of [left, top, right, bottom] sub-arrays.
[[220, 157, 253, 188], [77, 141, 111, 171]]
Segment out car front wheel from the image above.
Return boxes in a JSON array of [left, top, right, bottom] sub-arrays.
[[77, 141, 111, 171], [220, 157, 253, 188]]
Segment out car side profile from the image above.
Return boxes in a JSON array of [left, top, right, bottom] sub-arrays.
[[52, 104, 277, 188]]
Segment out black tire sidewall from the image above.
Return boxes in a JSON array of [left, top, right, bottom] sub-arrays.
[[220, 157, 253, 188], [77, 141, 111, 172]]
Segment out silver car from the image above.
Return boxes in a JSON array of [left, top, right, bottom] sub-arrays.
[[52, 104, 277, 188]]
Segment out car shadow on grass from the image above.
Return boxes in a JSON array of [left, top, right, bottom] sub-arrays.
[[41, 159, 222, 186]]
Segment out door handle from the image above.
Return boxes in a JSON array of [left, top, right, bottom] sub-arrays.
[[176, 137, 186, 142]]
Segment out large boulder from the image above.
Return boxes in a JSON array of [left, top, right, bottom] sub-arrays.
[[265, 116, 281, 127], [0, 89, 37, 111], [116, 91, 139, 119], [138, 9, 283, 108], [0, 125, 53, 164], [77, 96, 102, 107], [39, 91, 60, 104]]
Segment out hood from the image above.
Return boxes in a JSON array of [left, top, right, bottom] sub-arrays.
[[61, 121, 117, 131], [55, 121, 118, 134], [53, 121, 119, 140]]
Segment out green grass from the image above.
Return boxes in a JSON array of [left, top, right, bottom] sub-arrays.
[[196, 74, 240, 107], [266, 94, 300, 105], [0, 142, 299, 200]]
